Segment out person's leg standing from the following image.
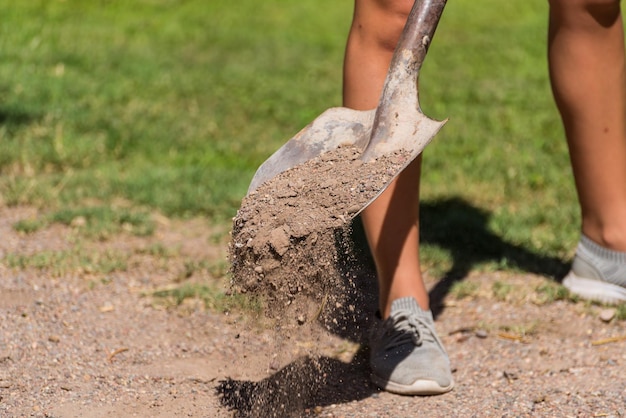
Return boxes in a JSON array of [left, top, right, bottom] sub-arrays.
[[549, 0, 626, 303], [343, 0, 453, 395]]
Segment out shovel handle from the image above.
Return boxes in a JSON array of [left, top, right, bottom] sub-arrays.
[[361, 0, 447, 161], [394, 0, 447, 75]]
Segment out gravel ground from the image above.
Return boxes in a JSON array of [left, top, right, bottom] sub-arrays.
[[1, 206, 625, 417]]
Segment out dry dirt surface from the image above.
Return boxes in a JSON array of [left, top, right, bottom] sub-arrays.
[[1, 205, 626, 418]]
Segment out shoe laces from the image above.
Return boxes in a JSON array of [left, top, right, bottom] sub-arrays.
[[382, 311, 435, 351]]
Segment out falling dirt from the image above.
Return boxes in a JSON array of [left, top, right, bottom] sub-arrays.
[[226, 145, 412, 417], [229, 146, 409, 327]]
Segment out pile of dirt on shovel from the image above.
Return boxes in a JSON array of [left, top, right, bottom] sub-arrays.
[[229, 145, 410, 330]]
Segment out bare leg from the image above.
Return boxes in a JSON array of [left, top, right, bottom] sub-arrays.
[[343, 0, 428, 318], [344, 0, 626, 317], [548, 0, 626, 250], [343, 1, 453, 396]]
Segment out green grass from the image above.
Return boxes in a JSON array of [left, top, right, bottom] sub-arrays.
[[450, 281, 479, 300], [14, 206, 155, 239], [492, 281, 514, 302], [0, 0, 351, 221], [0, 0, 602, 281], [535, 282, 574, 304], [4, 248, 128, 277], [151, 283, 262, 314]]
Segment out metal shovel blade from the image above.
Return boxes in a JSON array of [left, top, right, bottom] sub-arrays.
[[247, 0, 447, 201]]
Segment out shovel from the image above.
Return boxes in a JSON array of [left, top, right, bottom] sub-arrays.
[[247, 0, 448, 212]]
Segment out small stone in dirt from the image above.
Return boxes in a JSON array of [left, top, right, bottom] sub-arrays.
[[347, 204, 361, 214], [99, 302, 115, 313], [276, 189, 298, 198], [475, 329, 488, 339], [502, 370, 518, 381], [268, 226, 291, 256], [599, 308, 616, 322], [297, 315, 306, 325]]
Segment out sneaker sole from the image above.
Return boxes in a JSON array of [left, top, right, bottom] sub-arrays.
[[371, 373, 454, 396], [563, 271, 626, 305]]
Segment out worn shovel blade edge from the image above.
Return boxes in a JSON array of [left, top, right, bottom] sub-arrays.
[[351, 116, 447, 219], [247, 107, 375, 194]]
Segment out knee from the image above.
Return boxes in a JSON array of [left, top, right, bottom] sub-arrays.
[[548, 0, 621, 27], [352, 0, 414, 53]]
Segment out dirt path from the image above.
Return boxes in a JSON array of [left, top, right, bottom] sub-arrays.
[[1, 206, 625, 417]]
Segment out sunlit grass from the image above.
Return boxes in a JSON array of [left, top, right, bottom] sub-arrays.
[[13, 206, 155, 239], [0, 0, 595, 280], [151, 283, 262, 315], [3, 248, 128, 277]]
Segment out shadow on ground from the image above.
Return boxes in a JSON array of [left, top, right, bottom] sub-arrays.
[[217, 196, 571, 416], [420, 197, 570, 317], [216, 347, 374, 417]]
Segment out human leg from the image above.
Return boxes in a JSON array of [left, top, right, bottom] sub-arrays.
[[344, 0, 429, 319], [344, 0, 453, 395], [548, 0, 626, 303]]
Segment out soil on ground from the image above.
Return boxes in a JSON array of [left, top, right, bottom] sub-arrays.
[[1, 202, 625, 418]]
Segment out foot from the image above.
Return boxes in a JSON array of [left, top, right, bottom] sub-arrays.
[[368, 297, 454, 395], [563, 234, 626, 304]]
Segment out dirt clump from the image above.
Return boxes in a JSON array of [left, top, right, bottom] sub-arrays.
[[229, 146, 408, 326]]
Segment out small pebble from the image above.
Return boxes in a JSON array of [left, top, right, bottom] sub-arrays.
[[99, 302, 114, 313], [347, 205, 361, 214], [599, 308, 616, 322], [475, 329, 488, 339]]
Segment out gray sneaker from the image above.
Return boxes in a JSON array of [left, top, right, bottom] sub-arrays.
[[563, 235, 626, 305], [369, 297, 454, 395]]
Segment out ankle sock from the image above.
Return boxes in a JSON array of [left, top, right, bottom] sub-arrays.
[[571, 234, 626, 288]]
